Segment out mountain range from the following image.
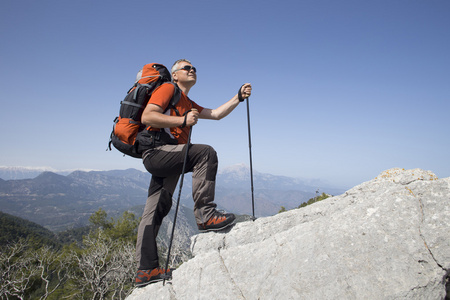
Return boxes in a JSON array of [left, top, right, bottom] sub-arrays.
[[0, 165, 344, 232], [0, 166, 82, 180]]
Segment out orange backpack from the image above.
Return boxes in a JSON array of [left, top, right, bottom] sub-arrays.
[[108, 63, 180, 158]]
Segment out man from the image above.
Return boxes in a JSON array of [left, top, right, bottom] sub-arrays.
[[135, 59, 252, 286]]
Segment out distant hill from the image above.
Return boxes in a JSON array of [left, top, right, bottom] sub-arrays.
[[0, 211, 59, 248], [0, 169, 151, 231]]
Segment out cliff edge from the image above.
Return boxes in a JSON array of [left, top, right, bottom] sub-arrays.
[[127, 168, 449, 299]]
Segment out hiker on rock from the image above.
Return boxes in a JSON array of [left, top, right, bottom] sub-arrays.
[[135, 59, 252, 286]]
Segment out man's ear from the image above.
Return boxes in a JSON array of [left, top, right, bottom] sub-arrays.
[[172, 72, 177, 82]]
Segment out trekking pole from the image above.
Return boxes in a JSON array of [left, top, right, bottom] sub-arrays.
[[163, 109, 196, 285], [245, 97, 256, 221]]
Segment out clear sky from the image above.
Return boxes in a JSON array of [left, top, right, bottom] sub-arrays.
[[1, 0, 449, 189]]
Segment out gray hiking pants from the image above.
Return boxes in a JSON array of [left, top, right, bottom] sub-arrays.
[[135, 143, 218, 270]]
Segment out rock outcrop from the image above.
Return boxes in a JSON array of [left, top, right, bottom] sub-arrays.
[[127, 168, 449, 299]]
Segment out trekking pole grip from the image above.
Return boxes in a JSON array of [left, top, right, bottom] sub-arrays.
[[188, 108, 198, 128], [181, 108, 198, 128], [238, 84, 246, 102]]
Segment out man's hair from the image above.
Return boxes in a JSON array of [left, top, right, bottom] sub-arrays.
[[171, 59, 192, 74]]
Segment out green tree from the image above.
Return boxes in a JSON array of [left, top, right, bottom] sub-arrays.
[[88, 208, 112, 231], [88, 209, 139, 243], [106, 211, 139, 244], [298, 192, 331, 208]]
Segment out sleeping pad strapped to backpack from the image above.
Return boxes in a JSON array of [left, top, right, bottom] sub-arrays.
[[108, 63, 181, 158]]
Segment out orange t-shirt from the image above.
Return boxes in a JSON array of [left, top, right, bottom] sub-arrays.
[[147, 83, 204, 144]]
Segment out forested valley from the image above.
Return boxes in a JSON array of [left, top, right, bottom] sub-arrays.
[[1, 209, 188, 300]]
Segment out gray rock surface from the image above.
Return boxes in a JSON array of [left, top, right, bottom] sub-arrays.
[[127, 168, 449, 299]]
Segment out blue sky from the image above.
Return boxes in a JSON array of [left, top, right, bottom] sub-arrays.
[[1, 0, 449, 188]]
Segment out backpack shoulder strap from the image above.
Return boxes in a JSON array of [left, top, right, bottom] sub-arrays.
[[163, 82, 182, 115]]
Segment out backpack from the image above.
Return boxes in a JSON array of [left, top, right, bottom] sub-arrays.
[[108, 63, 181, 158]]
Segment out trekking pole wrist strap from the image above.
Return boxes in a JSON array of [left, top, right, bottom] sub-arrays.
[[180, 110, 192, 128], [238, 84, 246, 102]]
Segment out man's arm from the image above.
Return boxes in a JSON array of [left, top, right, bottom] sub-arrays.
[[199, 83, 252, 120], [141, 104, 199, 128]]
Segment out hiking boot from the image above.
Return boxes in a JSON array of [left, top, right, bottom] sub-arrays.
[[198, 210, 236, 232], [135, 267, 174, 287]]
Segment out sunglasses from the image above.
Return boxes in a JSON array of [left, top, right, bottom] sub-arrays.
[[175, 65, 197, 73]]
